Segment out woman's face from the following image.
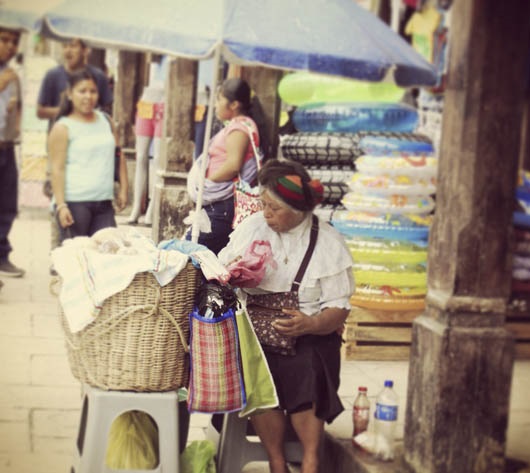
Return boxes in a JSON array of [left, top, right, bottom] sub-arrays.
[[68, 79, 98, 115], [215, 91, 236, 121], [261, 190, 305, 233]]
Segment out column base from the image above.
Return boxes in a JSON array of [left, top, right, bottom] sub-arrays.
[[404, 314, 515, 473]]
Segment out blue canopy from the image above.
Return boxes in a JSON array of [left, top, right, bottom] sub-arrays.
[[6, 0, 438, 241], [37, 0, 436, 87]]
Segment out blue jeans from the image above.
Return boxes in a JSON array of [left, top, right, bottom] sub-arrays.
[[58, 200, 116, 242], [0, 145, 17, 261], [186, 197, 234, 255]]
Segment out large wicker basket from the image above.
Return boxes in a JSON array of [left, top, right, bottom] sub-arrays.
[[58, 262, 200, 392]]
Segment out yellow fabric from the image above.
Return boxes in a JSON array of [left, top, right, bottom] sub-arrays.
[[137, 100, 154, 119], [405, 5, 441, 62], [195, 104, 206, 122], [105, 411, 159, 469], [236, 309, 279, 417]]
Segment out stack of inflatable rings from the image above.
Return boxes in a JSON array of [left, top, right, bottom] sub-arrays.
[[331, 139, 436, 311]]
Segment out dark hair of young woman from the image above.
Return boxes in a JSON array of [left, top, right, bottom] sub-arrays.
[[220, 77, 270, 158]]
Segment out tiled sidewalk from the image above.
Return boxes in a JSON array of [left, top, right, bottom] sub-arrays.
[[0, 207, 528, 473]]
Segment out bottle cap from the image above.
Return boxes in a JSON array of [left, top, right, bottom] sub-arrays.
[[358, 386, 367, 392], [384, 380, 393, 388]]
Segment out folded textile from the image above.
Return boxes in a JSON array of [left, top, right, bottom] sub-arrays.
[[236, 309, 279, 416], [158, 239, 230, 283], [52, 243, 189, 333], [190, 250, 230, 284]]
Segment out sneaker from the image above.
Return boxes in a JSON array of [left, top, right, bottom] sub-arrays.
[[0, 259, 25, 278]]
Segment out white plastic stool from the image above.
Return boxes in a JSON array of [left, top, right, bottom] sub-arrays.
[[70, 384, 180, 473], [216, 412, 304, 473]]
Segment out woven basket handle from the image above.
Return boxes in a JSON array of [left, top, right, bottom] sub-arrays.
[[66, 304, 190, 353], [157, 306, 190, 352]]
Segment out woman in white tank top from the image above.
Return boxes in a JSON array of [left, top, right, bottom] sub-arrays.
[[48, 68, 128, 243]]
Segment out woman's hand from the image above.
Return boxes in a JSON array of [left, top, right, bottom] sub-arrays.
[[57, 206, 74, 228], [272, 309, 316, 337], [116, 187, 128, 212], [273, 307, 350, 336]]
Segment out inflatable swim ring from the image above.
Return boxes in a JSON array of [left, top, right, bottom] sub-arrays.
[[355, 155, 438, 177], [349, 173, 437, 196], [280, 131, 433, 163], [333, 209, 433, 228], [346, 239, 428, 265], [359, 135, 434, 156], [280, 132, 361, 165], [319, 182, 349, 205], [350, 294, 425, 311], [345, 237, 428, 250], [513, 268, 530, 280], [293, 102, 419, 133], [516, 186, 530, 213], [342, 192, 435, 214], [278, 72, 406, 106], [353, 262, 427, 288], [354, 283, 427, 298], [331, 220, 430, 241], [513, 254, 530, 269]]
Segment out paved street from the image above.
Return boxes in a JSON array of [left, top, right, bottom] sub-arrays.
[[0, 207, 529, 473]]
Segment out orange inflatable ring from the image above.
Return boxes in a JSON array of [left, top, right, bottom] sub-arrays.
[[350, 294, 425, 311]]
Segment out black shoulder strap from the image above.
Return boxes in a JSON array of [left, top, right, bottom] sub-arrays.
[[291, 214, 319, 292]]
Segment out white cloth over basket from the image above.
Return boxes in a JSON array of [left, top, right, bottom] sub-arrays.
[[52, 245, 189, 333]]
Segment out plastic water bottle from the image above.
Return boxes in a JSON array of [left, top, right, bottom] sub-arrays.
[[374, 380, 398, 460], [352, 386, 370, 440]]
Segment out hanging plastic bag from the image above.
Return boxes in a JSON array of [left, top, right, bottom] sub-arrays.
[[236, 308, 279, 417], [187, 306, 246, 413], [180, 440, 217, 473], [188, 281, 245, 413], [195, 281, 240, 318], [105, 410, 159, 469], [226, 240, 277, 288]]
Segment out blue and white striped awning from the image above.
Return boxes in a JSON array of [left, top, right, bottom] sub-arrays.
[[30, 0, 436, 87]]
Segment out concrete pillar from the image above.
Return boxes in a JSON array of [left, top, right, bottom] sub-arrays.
[[404, 2, 530, 472], [113, 51, 147, 149], [151, 57, 197, 243]]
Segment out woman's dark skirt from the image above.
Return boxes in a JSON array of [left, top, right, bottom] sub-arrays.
[[264, 332, 344, 424]]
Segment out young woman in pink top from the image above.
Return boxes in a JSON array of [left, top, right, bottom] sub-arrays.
[[187, 78, 260, 254]]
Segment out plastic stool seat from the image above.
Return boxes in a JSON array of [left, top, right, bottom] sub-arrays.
[[216, 412, 303, 473], [71, 384, 180, 473]]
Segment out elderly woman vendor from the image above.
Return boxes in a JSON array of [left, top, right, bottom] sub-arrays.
[[218, 159, 354, 473]]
